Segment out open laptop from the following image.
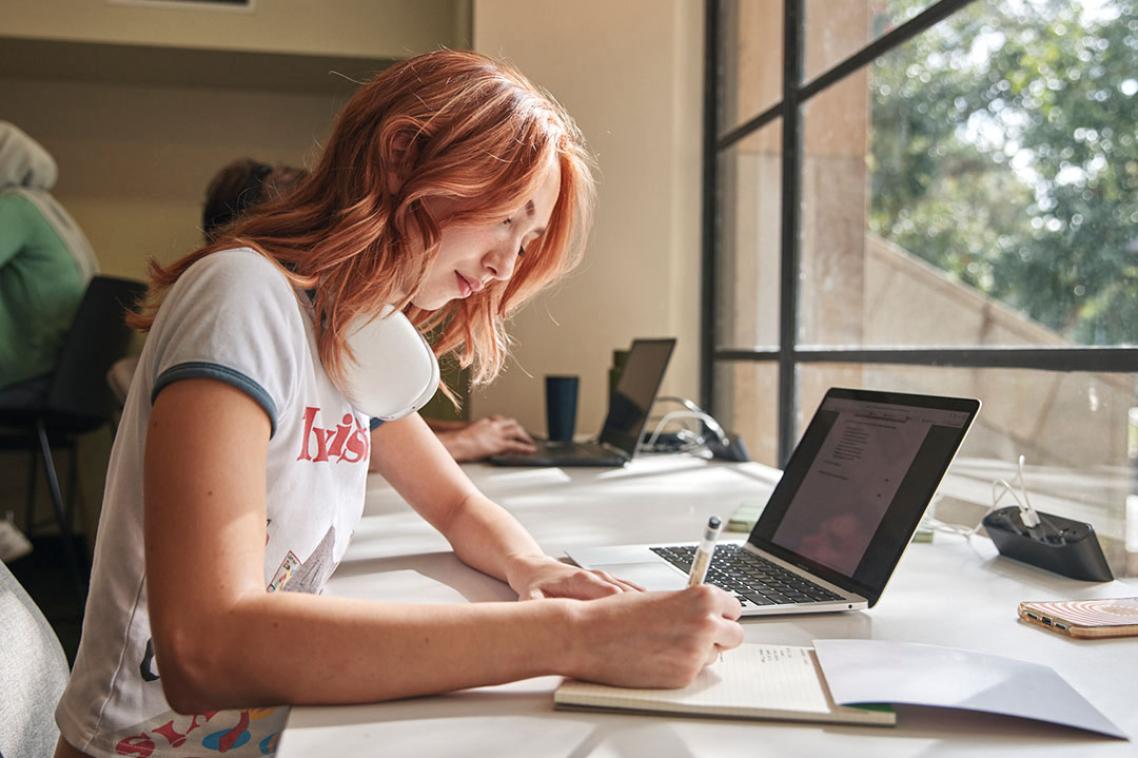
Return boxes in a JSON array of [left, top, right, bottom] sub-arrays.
[[568, 388, 980, 615], [489, 338, 676, 468]]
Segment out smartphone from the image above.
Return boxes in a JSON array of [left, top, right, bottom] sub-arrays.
[[1018, 597, 1138, 639]]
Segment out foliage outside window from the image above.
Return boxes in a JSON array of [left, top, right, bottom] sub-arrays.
[[870, 0, 1138, 345], [706, 0, 1138, 575]]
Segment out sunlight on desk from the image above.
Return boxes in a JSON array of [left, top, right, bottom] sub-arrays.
[[278, 457, 1138, 756]]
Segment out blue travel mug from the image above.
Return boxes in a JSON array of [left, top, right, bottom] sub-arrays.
[[545, 375, 579, 442]]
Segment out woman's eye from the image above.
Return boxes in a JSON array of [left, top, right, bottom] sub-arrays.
[[502, 217, 513, 227]]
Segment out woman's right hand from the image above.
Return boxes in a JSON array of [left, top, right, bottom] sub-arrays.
[[563, 585, 744, 688]]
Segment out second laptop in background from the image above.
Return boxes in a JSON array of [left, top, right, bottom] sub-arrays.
[[488, 338, 676, 468]]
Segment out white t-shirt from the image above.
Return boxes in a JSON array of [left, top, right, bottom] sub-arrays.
[[56, 249, 371, 757]]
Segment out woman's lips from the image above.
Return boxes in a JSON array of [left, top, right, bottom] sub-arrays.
[[455, 271, 473, 297]]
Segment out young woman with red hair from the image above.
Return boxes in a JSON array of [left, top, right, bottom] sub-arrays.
[[54, 51, 742, 758]]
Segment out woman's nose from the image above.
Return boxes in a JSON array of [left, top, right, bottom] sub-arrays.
[[484, 242, 518, 281]]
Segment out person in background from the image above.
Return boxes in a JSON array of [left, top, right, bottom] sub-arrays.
[[0, 122, 99, 393], [201, 159, 309, 244], [202, 157, 536, 462]]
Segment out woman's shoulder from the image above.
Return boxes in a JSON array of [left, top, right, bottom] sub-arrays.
[[174, 247, 300, 306], [186, 246, 290, 282], [146, 247, 311, 411], [155, 248, 307, 338]]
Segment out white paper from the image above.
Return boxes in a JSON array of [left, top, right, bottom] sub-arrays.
[[813, 639, 1126, 740]]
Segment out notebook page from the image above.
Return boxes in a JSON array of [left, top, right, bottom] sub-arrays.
[[557, 644, 831, 715]]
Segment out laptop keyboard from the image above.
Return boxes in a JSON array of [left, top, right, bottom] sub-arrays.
[[649, 543, 842, 607], [535, 440, 608, 457]]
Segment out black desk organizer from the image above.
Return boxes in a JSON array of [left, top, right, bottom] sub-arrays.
[[982, 506, 1114, 582]]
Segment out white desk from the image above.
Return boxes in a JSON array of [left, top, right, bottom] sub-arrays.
[[279, 455, 1138, 757]]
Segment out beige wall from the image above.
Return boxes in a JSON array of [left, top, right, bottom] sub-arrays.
[[470, 0, 704, 436], [0, 0, 465, 59], [2, 78, 345, 279]]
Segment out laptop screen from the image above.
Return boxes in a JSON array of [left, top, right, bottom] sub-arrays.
[[598, 338, 676, 456], [751, 389, 979, 605]]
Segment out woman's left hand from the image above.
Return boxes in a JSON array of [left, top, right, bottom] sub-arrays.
[[506, 554, 644, 600]]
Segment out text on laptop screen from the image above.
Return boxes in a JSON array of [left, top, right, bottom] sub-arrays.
[[597, 340, 675, 455], [766, 396, 971, 580]]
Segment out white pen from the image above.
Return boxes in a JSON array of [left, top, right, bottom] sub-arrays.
[[687, 515, 723, 586]]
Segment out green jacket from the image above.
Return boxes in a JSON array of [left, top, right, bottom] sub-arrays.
[[0, 192, 86, 389]]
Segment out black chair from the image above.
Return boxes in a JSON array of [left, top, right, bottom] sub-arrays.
[[0, 275, 147, 600]]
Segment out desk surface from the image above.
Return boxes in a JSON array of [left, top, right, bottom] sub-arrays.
[[279, 456, 1138, 757]]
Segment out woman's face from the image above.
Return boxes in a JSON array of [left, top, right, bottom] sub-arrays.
[[412, 156, 561, 311]]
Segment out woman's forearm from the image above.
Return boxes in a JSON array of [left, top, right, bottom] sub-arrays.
[[369, 416, 545, 584], [158, 591, 580, 714], [437, 491, 547, 589], [432, 428, 474, 462]]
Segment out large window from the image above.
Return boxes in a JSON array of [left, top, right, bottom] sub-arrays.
[[703, 0, 1138, 568]]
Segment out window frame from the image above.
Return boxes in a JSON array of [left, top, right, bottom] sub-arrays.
[[701, 0, 1138, 465]]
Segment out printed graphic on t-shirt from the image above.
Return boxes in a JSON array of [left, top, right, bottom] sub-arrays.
[[267, 550, 301, 593], [267, 526, 337, 595], [280, 526, 337, 594], [139, 638, 159, 682], [122, 525, 339, 755], [296, 407, 371, 463], [111, 707, 283, 757]]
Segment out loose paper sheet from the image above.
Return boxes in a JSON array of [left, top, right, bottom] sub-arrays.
[[813, 639, 1126, 739]]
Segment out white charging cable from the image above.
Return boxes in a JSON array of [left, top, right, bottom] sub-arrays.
[[643, 397, 731, 451], [991, 454, 1041, 527], [645, 410, 729, 448], [923, 454, 1059, 552]]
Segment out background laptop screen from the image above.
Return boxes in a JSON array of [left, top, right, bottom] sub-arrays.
[[597, 339, 675, 456], [752, 392, 976, 601]]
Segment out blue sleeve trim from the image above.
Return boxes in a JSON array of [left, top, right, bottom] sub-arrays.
[[369, 417, 384, 431], [152, 361, 279, 437]]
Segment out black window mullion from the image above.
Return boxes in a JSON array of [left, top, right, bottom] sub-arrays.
[[715, 347, 1138, 373], [778, 0, 804, 466], [718, 101, 781, 152], [798, 0, 979, 104], [717, 0, 980, 154], [700, 0, 721, 412]]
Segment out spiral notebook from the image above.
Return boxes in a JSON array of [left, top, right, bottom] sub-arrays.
[[554, 644, 895, 727]]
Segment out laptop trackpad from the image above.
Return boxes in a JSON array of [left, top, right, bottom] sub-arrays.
[[594, 563, 688, 592]]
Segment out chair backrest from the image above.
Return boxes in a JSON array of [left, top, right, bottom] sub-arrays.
[[46, 276, 147, 423], [0, 560, 70, 758]]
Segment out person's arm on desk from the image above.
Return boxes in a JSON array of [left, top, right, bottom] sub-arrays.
[[145, 382, 744, 714], [421, 415, 537, 462], [371, 412, 617, 598]]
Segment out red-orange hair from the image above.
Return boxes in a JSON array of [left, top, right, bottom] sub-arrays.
[[129, 49, 595, 392]]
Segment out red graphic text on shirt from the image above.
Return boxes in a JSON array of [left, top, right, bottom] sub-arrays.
[[296, 407, 370, 463]]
